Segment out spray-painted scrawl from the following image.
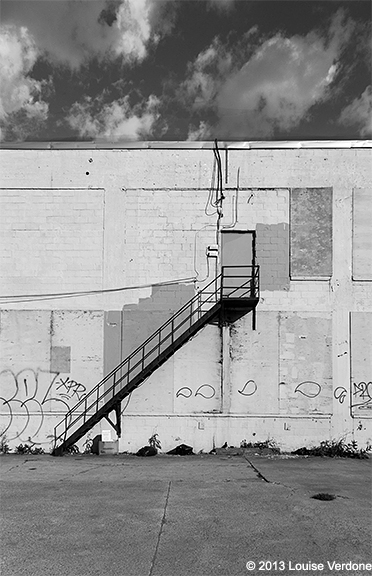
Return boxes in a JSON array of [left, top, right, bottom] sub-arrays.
[[0, 368, 86, 442]]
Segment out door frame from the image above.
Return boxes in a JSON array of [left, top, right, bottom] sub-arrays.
[[220, 229, 257, 269]]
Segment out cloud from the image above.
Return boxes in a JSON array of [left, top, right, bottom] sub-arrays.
[[181, 10, 358, 138], [188, 121, 211, 140], [65, 94, 160, 140], [180, 37, 233, 109], [207, 0, 235, 11], [2, 0, 174, 69], [338, 86, 372, 137], [0, 25, 50, 139]]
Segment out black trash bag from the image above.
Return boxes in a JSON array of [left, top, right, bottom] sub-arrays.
[[291, 447, 310, 455], [167, 444, 194, 456], [136, 445, 158, 457]]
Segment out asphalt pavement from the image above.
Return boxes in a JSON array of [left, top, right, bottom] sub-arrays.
[[1, 451, 371, 576]]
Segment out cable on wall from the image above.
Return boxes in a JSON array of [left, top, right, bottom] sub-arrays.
[[0, 276, 197, 305]]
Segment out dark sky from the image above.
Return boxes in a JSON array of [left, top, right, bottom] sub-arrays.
[[0, 0, 371, 142]]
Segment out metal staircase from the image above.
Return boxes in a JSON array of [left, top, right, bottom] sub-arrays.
[[52, 266, 259, 455]]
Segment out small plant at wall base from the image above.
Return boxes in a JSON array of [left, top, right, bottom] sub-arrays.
[[83, 435, 93, 454], [0, 433, 11, 454], [292, 439, 371, 459], [136, 433, 161, 457], [148, 433, 161, 450], [14, 444, 44, 455], [148, 434, 161, 450]]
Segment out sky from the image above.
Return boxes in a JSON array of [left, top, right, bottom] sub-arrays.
[[0, 0, 371, 142]]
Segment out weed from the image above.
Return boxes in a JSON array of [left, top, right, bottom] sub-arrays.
[[148, 433, 161, 450], [83, 435, 93, 454], [14, 444, 44, 455], [0, 433, 11, 454], [65, 444, 80, 455], [292, 439, 371, 459]]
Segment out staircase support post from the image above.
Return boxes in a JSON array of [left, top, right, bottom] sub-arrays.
[[104, 402, 122, 438]]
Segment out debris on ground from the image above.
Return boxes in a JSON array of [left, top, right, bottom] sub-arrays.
[[136, 445, 158, 457], [167, 444, 194, 455]]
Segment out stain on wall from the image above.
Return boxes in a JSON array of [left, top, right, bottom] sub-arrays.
[[122, 283, 195, 359], [50, 346, 71, 373], [350, 312, 372, 417], [290, 188, 333, 277], [256, 223, 290, 291], [352, 188, 372, 280], [279, 312, 332, 414]]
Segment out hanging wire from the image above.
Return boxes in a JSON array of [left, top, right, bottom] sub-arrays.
[[0, 276, 197, 305]]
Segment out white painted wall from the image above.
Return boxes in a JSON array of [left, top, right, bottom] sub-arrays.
[[0, 144, 371, 452]]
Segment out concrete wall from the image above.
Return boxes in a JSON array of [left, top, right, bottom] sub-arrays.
[[0, 143, 371, 452]]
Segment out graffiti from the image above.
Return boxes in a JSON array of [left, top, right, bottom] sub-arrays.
[[195, 385, 215, 399], [351, 381, 372, 410], [56, 376, 86, 401], [176, 387, 192, 398], [334, 387, 347, 404], [176, 385, 216, 399], [294, 381, 321, 398], [0, 369, 86, 442], [238, 380, 257, 396]]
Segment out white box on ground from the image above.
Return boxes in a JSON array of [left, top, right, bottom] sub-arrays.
[[98, 440, 119, 455]]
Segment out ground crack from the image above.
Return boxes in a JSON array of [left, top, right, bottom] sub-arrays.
[[243, 455, 270, 483], [149, 481, 171, 576]]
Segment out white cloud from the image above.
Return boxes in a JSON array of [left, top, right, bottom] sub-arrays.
[[0, 25, 49, 139], [0, 25, 48, 119], [3, 0, 172, 69], [338, 86, 372, 137], [207, 0, 235, 11], [187, 120, 211, 140], [66, 94, 160, 140], [181, 37, 233, 109], [182, 10, 357, 138]]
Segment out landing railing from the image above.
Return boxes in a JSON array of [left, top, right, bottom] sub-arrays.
[[53, 265, 259, 451]]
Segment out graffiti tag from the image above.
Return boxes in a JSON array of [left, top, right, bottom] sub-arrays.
[[334, 386, 347, 404], [238, 380, 257, 396], [352, 381, 372, 410], [294, 381, 321, 398], [176, 385, 216, 399], [0, 369, 86, 442]]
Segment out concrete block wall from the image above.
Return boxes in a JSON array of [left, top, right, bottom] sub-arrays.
[[0, 143, 371, 452], [0, 309, 103, 450]]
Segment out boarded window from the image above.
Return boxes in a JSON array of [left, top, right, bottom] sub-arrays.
[[290, 188, 332, 277], [353, 188, 372, 280]]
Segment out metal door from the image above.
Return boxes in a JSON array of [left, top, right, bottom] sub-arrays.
[[221, 231, 255, 297]]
